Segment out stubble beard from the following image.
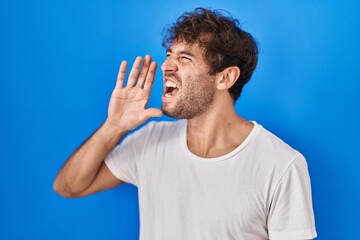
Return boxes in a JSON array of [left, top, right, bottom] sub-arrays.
[[162, 74, 215, 119]]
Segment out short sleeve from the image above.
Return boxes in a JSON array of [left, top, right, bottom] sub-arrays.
[[268, 155, 317, 240], [104, 133, 138, 186]]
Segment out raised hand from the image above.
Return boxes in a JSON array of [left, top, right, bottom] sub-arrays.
[[105, 55, 162, 132]]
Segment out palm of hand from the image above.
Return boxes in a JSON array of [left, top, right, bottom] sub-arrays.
[[106, 56, 162, 132]]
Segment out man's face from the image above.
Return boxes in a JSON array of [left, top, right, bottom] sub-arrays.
[[161, 41, 216, 119]]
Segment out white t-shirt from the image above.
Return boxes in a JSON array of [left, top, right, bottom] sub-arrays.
[[105, 120, 317, 240]]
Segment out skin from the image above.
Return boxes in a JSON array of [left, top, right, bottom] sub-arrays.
[[162, 41, 253, 158], [53, 55, 162, 197], [161, 41, 216, 119], [53, 38, 313, 240], [53, 41, 253, 198]]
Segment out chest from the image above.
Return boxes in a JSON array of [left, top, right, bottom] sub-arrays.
[[138, 154, 270, 238]]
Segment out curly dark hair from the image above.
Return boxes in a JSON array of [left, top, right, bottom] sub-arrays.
[[162, 8, 259, 101]]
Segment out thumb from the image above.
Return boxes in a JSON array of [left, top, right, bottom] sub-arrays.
[[138, 108, 163, 123], [146, 108, 163, 118]]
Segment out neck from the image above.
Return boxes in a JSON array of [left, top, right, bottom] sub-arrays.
[[186, 98, 253, 158]]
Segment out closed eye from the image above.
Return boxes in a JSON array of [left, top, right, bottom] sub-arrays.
[[180, 56, 191, 60], [179, 55, 193, 63]]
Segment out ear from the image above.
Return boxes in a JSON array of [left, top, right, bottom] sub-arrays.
[[216, 66, 240, 90]]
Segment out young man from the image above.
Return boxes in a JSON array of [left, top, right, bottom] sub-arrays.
[[54, 8, 317, 240]]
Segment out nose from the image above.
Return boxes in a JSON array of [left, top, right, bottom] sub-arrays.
[[161, 56, 178, 72]]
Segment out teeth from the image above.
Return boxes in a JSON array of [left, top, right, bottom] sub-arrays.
[[165, 81, 177, 88], [164, 93, 172, 98]]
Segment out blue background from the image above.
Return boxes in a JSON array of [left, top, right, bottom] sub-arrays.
[[1, 0, 359, 239]]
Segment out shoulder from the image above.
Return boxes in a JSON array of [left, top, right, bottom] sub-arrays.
[[138, 119, 186, 135], [144, 119, 186, 130], [250, 122, 305, 169], [128, 119, 186, 143]]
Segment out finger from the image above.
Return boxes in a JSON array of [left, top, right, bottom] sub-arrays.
[[136, 55, 152, 88], [127, 56, 143, 87], [143, 62, 157, 91], [115, 61, 128, 89]]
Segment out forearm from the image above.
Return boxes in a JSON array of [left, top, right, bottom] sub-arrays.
[[53, 122, 126, 196], [54, 56, 161, 197]]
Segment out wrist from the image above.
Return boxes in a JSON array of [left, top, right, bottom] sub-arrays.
[[101, 120, 128, 141]]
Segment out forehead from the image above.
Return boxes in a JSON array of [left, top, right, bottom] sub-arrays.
[[167, 40, 205, 57]]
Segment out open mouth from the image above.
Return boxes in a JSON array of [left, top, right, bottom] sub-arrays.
[[164, 80, 179, 98]]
